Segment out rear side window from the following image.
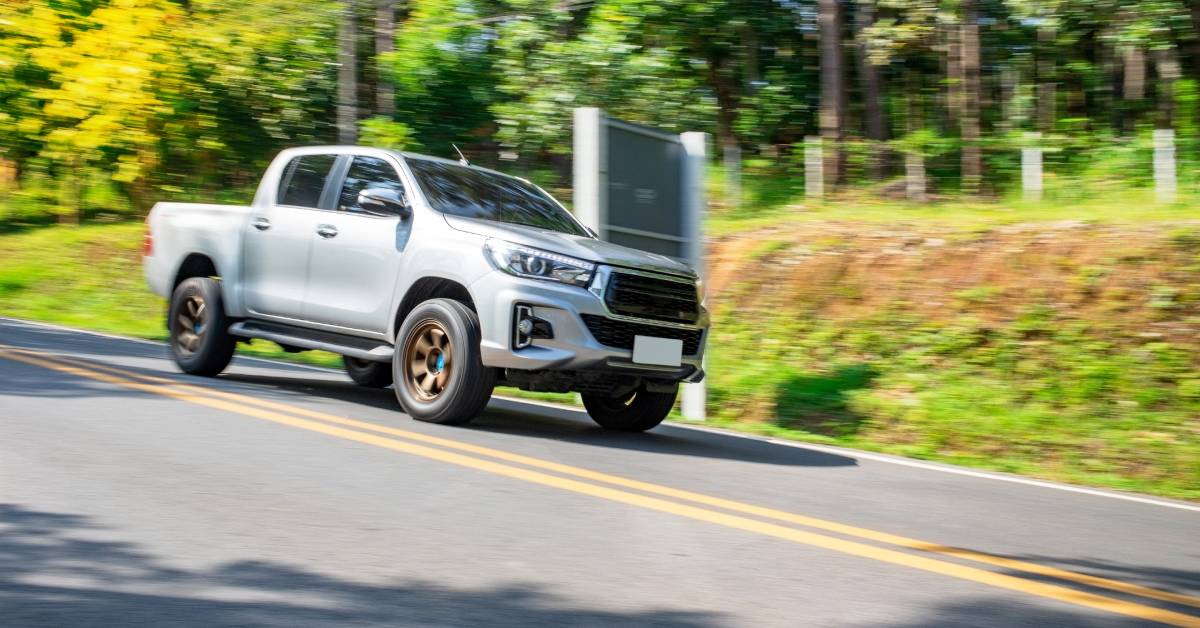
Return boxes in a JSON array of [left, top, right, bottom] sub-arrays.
[[338, 156, 406, 213], [277, 155, 337, 208]]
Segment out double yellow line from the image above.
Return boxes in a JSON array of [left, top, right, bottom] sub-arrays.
[[2, 344, 1198, 627]]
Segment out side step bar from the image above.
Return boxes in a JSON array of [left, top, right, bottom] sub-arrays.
[[228, 320, 394, 362]]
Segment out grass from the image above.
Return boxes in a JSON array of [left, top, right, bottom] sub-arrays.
[[703, 217, 1200, 500], [707, 189, 1200, 237], [1, 207, 1197, 500], [704, 161, 1200, 236]]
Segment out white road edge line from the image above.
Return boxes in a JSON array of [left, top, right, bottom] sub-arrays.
[[3, 316, 1198, 514]]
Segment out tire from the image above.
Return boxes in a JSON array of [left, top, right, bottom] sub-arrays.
[[582, 385, 678, 432], [343, 356, 393, 388], [168, 277, 236, 377], [393, 298, 495, 425]]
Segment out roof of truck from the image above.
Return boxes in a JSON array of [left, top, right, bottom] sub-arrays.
[[280, 145, 524, 182]]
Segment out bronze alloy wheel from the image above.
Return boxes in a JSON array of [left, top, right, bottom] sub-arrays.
[[174, 293, 208, 356], [403, 319, 453, 401]]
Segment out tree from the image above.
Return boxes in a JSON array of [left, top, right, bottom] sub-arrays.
[[337, 0, 358, 144], [376, 0, 397, 117], [855, 0, 887, 180], [819, 0, 846, 189], [960, 0, 982, 194]]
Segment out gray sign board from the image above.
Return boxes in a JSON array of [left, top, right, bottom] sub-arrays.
[[572, 108, 705, 266]]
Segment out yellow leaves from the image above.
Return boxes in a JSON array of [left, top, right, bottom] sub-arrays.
[[113, 155, 144, 184], [16, 117, 43, 136], [23, 0, 184, 173]]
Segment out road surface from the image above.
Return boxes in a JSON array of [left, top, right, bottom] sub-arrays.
[[1, 317, 1197, 627]]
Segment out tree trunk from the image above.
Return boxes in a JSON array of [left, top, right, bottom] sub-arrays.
[[856, 0, 886, 180], [1191, 1, 1200, 84], [375, 0, 395, 117], [337, 0, 359, 144], [960, 0, 982, 195], [705, 57, 739, 151], [946, 20, 962, 128], [1124, 45, 1145, 101], [818, 0, 845, 189], [1037, 24, 1055, 133], [1156, 48, 1180, 130]]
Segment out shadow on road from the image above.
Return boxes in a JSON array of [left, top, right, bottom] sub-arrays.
[[846, 597, 1156, 628], [992, 554, 1200, 600], [477, 397, 857, 468], [0, 504, 725, 628], [1, 319, 855, 467], [217, 371, 857, 468]]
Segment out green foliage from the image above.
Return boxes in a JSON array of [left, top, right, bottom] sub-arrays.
[[358, 117, 416, 151], [4, 0, 1200, 222]]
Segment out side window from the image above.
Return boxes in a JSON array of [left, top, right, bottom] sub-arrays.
[[338, 156, 407, 214], [278, 155, 337, 208]]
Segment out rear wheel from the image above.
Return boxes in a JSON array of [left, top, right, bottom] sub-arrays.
[[582, 385, 677, 432], [393, 298, 495, 425], [168, 277, 235, 377], [343, 356, 393, 388]]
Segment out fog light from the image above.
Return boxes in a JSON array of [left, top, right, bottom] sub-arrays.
[[513, 304, 554, 350], [514, 305, 535, 349]]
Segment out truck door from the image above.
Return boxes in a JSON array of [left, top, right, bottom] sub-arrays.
[[302, 155, 411, 333], [241, 154, 334, 320]]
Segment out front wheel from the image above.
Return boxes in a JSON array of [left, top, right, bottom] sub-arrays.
[[168, 277, 236, 376], [343, 356, 393, 388], [393, 298, 495, 425], [582, 385, 677, 432]]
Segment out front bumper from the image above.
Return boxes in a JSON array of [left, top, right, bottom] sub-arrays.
[[469, 269, 707, 383]]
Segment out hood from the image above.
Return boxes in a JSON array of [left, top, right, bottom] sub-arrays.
[[442, 215, 697, 278]]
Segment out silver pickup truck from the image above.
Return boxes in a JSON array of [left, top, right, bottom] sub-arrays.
[[144, 146, 707, 431]]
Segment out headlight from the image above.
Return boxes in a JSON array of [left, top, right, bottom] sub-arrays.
[[484, 239, 595, 288]]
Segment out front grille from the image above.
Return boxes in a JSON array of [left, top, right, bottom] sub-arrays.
[[581, 314, 704, 356], [604, 271, 700, 324]]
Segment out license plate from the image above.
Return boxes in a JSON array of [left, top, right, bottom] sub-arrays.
[[632, 336, 683, 366]]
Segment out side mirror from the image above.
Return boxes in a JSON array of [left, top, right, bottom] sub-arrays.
[[359, 187, 411, 218]]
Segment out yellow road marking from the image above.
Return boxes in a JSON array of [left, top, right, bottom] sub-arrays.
[[12, 345, 1200, 613], [2, 346, 1198, 627]]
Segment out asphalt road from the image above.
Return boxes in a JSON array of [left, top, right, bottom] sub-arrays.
[[1, 317, 1198, 628]]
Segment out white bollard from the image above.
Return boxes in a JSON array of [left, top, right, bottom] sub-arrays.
[[1022, 133, 1043, 202], [680, 131, 708, 422], [805, 136, 824, 199], [905, 152, 925, 202], [1154, 128, 1177, 204]]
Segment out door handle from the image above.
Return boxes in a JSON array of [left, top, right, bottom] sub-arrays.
[[316, 224, 338, 238], [251, 217, 271, 231]]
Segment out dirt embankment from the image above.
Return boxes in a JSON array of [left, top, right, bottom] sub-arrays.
[[707, 220, 1200, 348]]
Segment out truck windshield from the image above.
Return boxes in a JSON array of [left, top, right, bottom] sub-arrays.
[[406, 159, 588, 237]]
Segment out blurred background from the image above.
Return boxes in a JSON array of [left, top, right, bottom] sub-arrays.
[[0, 0, 1197, 498]]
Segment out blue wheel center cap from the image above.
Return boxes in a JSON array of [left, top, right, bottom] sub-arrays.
[[435, 353, 444, 372]]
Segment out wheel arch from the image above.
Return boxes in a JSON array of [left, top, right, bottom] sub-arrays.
[[172, 253, 220, 291], [390, 276, 477, 340]]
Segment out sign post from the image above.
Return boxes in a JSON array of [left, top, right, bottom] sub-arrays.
[[573, 107, 708, 421]]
